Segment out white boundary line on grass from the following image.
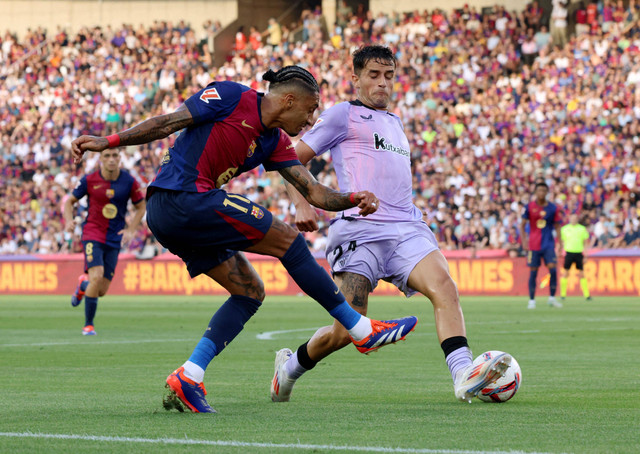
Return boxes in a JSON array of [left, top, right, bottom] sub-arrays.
[[0, 432, 559, 454], [256, 327, 319, 340]]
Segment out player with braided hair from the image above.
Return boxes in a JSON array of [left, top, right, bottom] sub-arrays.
[[71, 65, 418, 413]]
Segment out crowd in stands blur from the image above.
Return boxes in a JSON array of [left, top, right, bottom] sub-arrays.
[[1, 0, 640, 257]]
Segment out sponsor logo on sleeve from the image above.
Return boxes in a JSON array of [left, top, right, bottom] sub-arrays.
[[199, 87, 221, 103]]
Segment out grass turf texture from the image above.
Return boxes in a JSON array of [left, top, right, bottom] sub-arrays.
[[0, 294, 638, 454]]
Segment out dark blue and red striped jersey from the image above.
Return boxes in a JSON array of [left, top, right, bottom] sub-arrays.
[[149, 81, 300, 193], [72, 169, 145, 248], [523, 200, 562, 251]]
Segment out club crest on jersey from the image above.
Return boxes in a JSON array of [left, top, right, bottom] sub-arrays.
[[106, 188, 115, 199], [199, 87, 221, 103], [161, 151, 171, 165], [251, 206, 264, 219], [247, 140, 257, 157], [102, 203, 118, 219]]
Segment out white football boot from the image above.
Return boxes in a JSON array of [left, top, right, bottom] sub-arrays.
[[270, 348, 296, 402], [454, 352, 512, 403], [548, 296, 563, 308], [527, 299, 536, 309]]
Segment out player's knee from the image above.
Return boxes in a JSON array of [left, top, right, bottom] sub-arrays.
[[424, 272, 459, 305], [245, 273, 266, 301], [253, 281, 266, 302]]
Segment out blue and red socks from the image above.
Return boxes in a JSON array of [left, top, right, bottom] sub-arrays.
[[84, 296, 98, 327], [528, 269, 538, 300], [183, 295, 261, 382]]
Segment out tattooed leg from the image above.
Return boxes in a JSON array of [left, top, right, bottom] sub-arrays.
[[305, 272, 372, 361]]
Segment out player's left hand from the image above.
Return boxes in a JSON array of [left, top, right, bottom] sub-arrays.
[[352, 191, 379, 216]]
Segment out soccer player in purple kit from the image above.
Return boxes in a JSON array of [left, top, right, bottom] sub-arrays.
[[271, 46, 510, 404], [64, 148, 146, 336], [520, 181, 564, 309], [71, 65, 418, 413]]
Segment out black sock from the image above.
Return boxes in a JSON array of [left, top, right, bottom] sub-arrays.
[[440, 336, 469, 357], [296, 342, 317, 370]]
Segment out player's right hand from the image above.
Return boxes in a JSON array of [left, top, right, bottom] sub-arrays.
[[71, 135, 109, 163], [294, 203, 320, 232], [353, 191, 379, 216]]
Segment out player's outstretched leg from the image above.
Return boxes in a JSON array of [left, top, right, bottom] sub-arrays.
[[274, 234, 418, 353], [71, 274, 89, 307], [454, 352, 512, 403], [164, 367, 216, 413], [350, 316, 418, 354], [271, 348, 296, 402]]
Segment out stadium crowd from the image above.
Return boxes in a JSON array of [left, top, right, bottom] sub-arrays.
[[1, 1, 640, 256]]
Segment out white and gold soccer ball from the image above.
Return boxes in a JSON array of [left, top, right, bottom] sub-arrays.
[[473, 350, 522, 403]]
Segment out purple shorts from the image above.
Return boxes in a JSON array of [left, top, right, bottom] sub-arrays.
[[326, 218, 439, 296]]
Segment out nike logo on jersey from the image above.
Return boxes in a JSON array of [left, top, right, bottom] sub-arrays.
[[241, 120, 254, 129], [93, 185, 102, 189], [286, 144, 294, 149], [360, 114, 373, 120]]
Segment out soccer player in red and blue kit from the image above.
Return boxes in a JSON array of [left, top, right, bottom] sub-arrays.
[[520, 182, 564, 309], [70, 66, 418, 413], [64, 149, 146, 335]]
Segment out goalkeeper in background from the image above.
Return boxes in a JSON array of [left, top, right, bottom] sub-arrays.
[[560, 213, 592, 301]]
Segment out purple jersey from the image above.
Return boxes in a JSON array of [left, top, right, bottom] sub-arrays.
[[72, 169, 144, 248], [301, 101, 422, 222], [149, 81, 299, 193]]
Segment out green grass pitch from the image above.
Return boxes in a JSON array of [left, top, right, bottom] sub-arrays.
[[1, 294, 638, 453]]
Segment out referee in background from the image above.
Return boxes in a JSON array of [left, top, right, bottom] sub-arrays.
[[560, 213, 592, 301]]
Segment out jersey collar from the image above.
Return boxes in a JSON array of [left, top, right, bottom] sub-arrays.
[[349, 99, 393, 115]]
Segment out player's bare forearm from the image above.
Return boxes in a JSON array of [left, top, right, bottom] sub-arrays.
[[279, 165, 378, 215], [118, 107, 193, 146], [283, 179, 312, 208], [129, 200, 147, 230], [71, 105, 193, 162], [63, 198, 76, 229], [279, 165, 352, 211]]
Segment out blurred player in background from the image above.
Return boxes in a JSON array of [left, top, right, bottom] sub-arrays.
[[560, 213, 592, 301], [520, 182, 563, 309], [71, 65, 418, 413], [64, 149, 146, 335], [271, 45, 511, 405]]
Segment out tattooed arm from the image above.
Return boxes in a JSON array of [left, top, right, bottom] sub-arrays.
[[71, 104, 193, 163], [279, 164, 379, 218]]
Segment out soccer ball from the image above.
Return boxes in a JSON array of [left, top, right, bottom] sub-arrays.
[[472, 350, 522, 403]]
